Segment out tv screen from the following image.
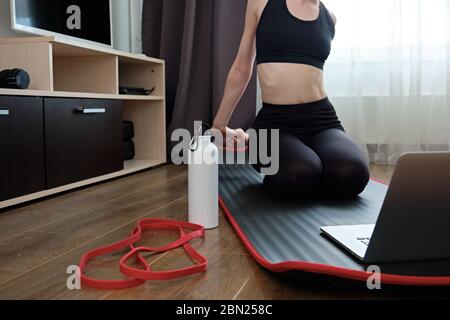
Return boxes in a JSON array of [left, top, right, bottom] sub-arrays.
[[11, 0, 112, 47]]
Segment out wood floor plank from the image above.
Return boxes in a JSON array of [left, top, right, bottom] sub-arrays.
[[0, 272, 12, 284], [34, 175, 189, 243], [0, 165, 185, 241], [0, 243, 14, 283], [0, 193, 254, 300], [0, 174, 188, 282], [369, 164, 395, 184], [0, 197, 188, 299], [104, 251, 257, 300], [101, 206, 256, 300]]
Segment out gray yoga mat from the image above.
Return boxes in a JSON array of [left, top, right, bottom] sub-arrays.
[[219, 164, 450, 285]]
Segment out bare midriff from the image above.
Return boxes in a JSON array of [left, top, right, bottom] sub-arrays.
[[257, 63, 327, 105]]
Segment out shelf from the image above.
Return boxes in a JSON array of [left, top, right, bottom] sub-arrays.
[[124, 159, 166, 172], [0, 36, 165, 64], [0, 36, 165, 95], [0, 89, 165, 101], [0, 36, 167, 210], [118, 95, 165, 101], [0, 159, 166, 210]]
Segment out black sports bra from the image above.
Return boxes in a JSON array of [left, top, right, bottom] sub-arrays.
[[256, 0, 335, 70]]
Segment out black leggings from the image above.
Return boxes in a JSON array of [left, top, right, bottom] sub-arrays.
[[252, 99, 370, 198]]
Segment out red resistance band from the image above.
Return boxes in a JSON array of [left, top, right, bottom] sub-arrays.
[[79, 218, 208, 290]]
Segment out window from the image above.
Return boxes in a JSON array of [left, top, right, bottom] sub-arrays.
[[326, 0, 448, 48], [324, 0, 449, 97]]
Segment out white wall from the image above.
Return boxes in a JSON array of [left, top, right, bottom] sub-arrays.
[[0, 0, 22, 37], [111, 0, 143, 53], [129, 0, 143, 54], [0, 0, 143, 53]]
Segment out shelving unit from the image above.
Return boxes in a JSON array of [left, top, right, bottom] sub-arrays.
[[0, 36, 167, 209]]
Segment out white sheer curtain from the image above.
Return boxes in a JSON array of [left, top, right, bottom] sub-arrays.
[[324, 0, 450, 164]]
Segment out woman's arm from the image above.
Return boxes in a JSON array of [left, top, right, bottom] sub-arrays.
[[212, 0, 261, 140]]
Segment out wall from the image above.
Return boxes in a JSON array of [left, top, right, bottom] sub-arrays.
[[0, 0, 22, 37], [111, 0, 143, 53], [0, 0, 143, 53]]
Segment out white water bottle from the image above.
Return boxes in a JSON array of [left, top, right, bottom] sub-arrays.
[[188, 135, 219, 229]]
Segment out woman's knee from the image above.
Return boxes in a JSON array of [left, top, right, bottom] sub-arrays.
[[265, 159, 323, 189], [324, 160, 370, 196]]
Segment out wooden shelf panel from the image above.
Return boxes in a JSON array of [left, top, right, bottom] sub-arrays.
[[53, 55, 119, 94], [118, 95, 165, 101], [0, 89, 164, 101], [0, 159, 167, 210], [119, 62, 165, 97], [0, 41, 53, 91], [123, 100, 167, 161], [0, 36, 166, 98], [0, 36, 164, 65]]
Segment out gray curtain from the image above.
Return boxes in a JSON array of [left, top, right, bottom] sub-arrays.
[[142, 0, 257, 153]]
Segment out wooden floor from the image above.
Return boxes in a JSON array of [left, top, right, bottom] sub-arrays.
[[0, 164, 449, 300]]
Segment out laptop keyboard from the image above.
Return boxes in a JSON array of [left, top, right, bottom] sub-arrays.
[[357, 237, 371, 246]]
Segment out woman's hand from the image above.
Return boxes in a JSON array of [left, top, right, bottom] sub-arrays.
[[211, 126, 249, 149]]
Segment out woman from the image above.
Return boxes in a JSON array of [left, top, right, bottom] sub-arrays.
[[212, 0, 370, 197]]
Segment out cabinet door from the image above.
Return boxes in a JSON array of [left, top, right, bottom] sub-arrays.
[[45, 98, 123, 189], [0, 96, 46, 202]]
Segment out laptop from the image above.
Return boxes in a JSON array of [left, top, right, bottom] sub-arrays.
[[321, 152, 450, 264]]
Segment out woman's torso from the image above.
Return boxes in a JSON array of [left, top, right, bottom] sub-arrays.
[[255, 0, 335, 105]]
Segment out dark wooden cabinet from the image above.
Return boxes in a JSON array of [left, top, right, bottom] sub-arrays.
[[0, 96, 46, 201], [44, 98, 123, 189], [0, 95, 126, 205]]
